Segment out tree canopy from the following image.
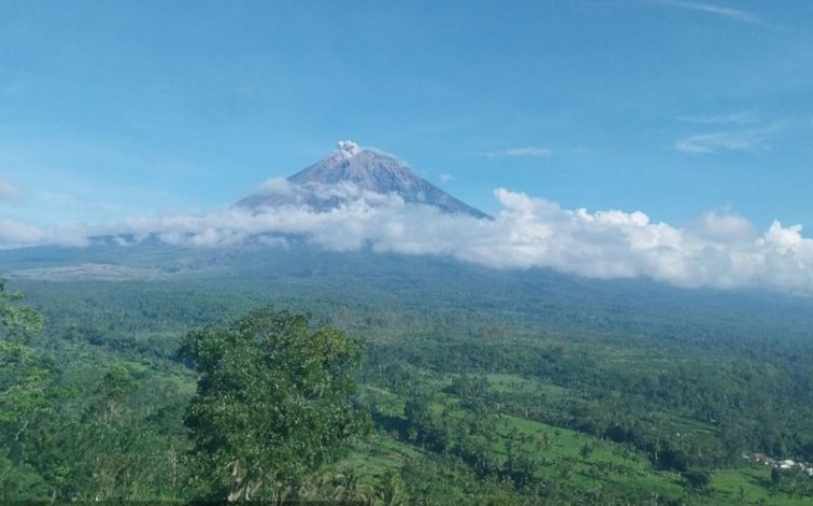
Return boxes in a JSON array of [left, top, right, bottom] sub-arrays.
[[179, 307, 368, 502], [0, 278, 51, 499]]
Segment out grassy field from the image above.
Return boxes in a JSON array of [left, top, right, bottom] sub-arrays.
[[353, 370, 813, 505]]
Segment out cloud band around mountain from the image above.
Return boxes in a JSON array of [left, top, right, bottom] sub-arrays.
[[2, 187, 812, 294]]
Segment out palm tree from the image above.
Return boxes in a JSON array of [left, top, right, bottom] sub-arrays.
[[374, 470, 409, 506], [332, 470, 375, 505]]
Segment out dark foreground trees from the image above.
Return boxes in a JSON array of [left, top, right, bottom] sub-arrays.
[[179, 308, 368, 503]]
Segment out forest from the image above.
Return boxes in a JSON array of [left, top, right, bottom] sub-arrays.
[[3, 260, 813, 505]]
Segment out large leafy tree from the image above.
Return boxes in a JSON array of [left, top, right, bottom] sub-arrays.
[[0, 278, 50, 499], [0, 279, 46, 433], [179, 308, 367, 502], [0, 280, 42, 340]]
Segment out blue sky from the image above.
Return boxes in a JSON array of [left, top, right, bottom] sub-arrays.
[[2, 1, 813, 291]]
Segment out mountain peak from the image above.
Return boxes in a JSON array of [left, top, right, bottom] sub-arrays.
[[236, 142, 490, 219]]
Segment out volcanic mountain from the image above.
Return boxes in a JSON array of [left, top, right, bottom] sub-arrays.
[[236, 140, 490, 219]]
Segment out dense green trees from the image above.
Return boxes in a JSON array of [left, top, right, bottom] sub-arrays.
[[0, 279, 52, 500], [1, 284, 373, 503], [0, 279, 46, 425], [5, 274, 813, 504], [179, 308, 368, 502]]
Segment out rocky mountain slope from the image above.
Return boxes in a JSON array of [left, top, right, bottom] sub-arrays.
[[236, 140, 490, 219]]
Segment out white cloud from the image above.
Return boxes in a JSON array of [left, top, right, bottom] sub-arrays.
[[439, 173, 455, 183], [0, 219, 90, 248], [481, 146, 552, 158], [0, 219, 43, 245], [675, 128, 773, 154], [652, 1, 763, 25], [4, 188, 813, 294], [687, 211, 755, 242], [0, 177, 24, 203], [676, 111, 757, 125], [258, 177, 295, 195]]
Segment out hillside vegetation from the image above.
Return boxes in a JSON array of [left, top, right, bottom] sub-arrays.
[[3, 260, 813, 505]]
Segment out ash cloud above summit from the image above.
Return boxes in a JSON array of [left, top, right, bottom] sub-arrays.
[[3, 141, 813, 294]]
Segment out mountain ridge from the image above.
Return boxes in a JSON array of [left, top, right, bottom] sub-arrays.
[[236, 141, 490, 219]]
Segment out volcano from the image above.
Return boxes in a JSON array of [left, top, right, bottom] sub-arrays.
[[236, 140, 490, 219]]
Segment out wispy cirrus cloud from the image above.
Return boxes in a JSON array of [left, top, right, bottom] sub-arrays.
[[480, 146, 552, 158], [675, 125, 780, 154], [676, 111, 758, 125], [439, 173, 455, 183], [651, 0, 764, 25], [676, 132, 759, 154]]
